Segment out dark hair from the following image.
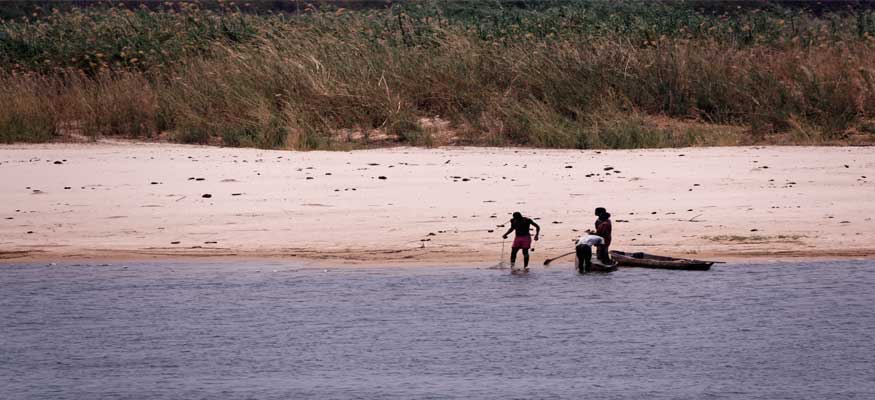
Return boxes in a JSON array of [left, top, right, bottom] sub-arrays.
[[512, 212, 522, 220], [595, 207, 606, 216], [599, 212, 611, 220]]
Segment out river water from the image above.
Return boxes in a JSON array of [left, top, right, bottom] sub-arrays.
[[2, 261, 874, 399]]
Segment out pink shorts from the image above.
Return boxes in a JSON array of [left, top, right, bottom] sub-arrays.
[[512, 235, 532, 249]]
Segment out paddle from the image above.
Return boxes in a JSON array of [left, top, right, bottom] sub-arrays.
[[543, 251, 575, 266]]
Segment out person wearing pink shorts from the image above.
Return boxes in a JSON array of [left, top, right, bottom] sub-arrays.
[[501, 212, 540, 270]]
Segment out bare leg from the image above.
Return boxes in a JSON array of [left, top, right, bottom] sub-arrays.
[[510, 247, 519, 267], [576, 244, 592, 273], [522, 248, 530, 269]]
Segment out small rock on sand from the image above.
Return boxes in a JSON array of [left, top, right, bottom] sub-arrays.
[[202, 194, 212, 198]]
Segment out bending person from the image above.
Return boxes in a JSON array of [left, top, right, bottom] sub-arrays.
[[576, 233, 605, 273]]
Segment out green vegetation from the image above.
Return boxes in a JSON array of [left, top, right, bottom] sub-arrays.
[[2, 1, 875, 148]]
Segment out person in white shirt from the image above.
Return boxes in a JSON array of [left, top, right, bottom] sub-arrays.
[[575, 234, 605, 273]]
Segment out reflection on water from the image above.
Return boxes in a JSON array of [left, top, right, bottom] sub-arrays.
[[2, 261, 874, 399]]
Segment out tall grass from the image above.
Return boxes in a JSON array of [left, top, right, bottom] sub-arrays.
[[2, 2, 875, 149], [0, 74, 58, 143]]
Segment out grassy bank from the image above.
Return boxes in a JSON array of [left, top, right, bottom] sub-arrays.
[[2, 1, 875, 148]]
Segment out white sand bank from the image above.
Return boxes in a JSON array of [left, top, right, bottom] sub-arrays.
[[2, 143, 874, 265]]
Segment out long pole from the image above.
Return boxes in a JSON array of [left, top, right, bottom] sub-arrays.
[[543, 251, 575, 266]]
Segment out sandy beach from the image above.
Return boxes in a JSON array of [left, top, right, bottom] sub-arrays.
[[1, 142, 873, 265]]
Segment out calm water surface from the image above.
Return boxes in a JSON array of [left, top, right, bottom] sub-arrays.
[[2, 261, 874, 399]]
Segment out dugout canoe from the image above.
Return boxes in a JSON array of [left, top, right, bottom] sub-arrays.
[[574, 256, 619, 273], [587, 261, 619, 273], [609, 250, 714, 271]]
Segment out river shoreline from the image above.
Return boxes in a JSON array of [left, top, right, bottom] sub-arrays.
[[2, 143, 874, 266]]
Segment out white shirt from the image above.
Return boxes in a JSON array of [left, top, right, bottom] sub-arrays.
[[577, 234, 604, 246]]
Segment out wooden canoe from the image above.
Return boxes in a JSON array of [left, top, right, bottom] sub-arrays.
[[575, 256, 619, 273], [609, 250, 714, 271], [587, 261, 619, 273]]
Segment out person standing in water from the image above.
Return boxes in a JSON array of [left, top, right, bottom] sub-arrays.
[[502, 212, 540, 271], [592, 207, 613, 263]]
